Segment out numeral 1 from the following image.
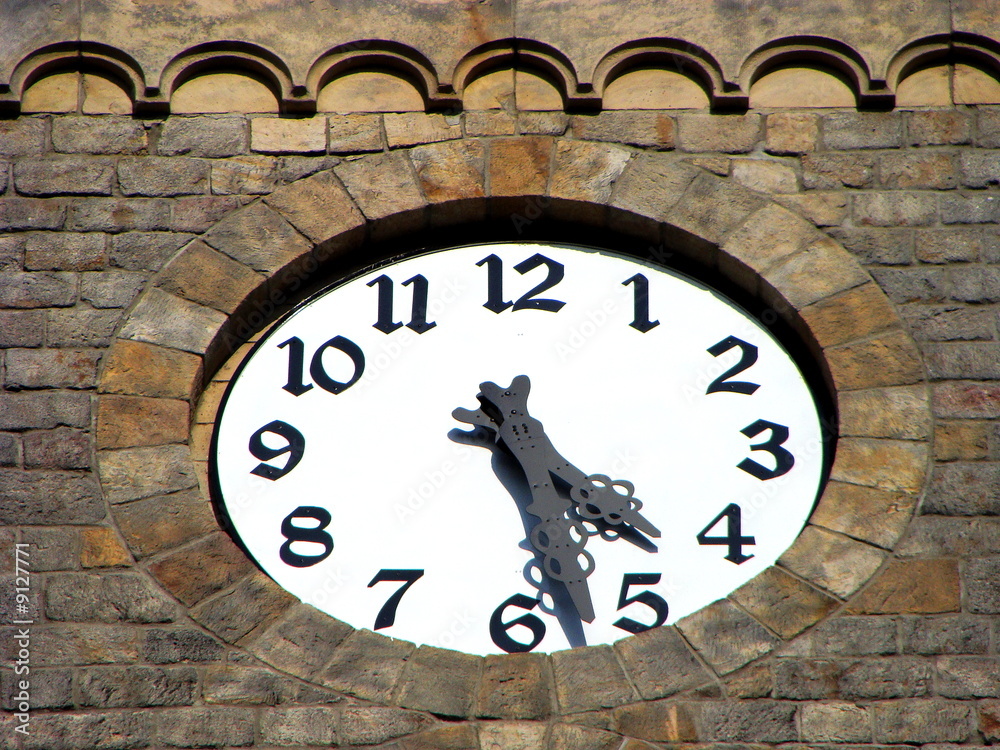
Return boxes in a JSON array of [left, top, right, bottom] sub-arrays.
[[697, 503, 755, 564], [622, 274, 659, 332], [367, 274, 436, 334]]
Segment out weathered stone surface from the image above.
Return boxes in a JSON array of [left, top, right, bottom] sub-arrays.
[[934, 382, 1000, 418], [5, 347, 101, 389], [872, 700, 972, 743], [613, 700, 700, 742], [839, 385, 930, 440], [614, 625, 713, 700], [96, 394, 188, 449], [80, 526, 132, 568], [16, 157, 116, 196], [0, 271, 76, 308], [826, 330, 925, 390], [549, 140, 631, 206], [840, 656, 933, 699], [799, 282, 901, 348], [923, 462, 1000, 515], [81, 270, 146, 309], [98, 444, 198, 503], [202, 200, 313, 274], [700, 699, 797, 742], [119, 287, 227, 354], [155, 239, 264, 314], [899, 517, 1000, 558], [100, 339, 201, 399], [264, 169, 365, 243], [772, 658, 843, 699], [154, 706, 255, 747], [666, 170, 766, 248], [259, 706, 339, 745], [385, 113, 462, 147], [248, 603, 352, 680], [730, 566, 839, 639], [79, 665, 198, 707], [765, 112, 819, 154], [812, 481, 917, 549], [0, 118, 46, 156], [731, 158, 798, 194], [210, 155, 281, 195], [328, 113, 383, 153], [935, 656, 1000, 698], [489, 137, 551, 197], [335, 151, 426, 235], [721, 202, 822, 275], [45, 572, 177, 623], [550, 722, 621, 750], [964, 558, 1000, 614], [552, 644, 637, 712], [158, 116, 247, 157], [677, 114, 760, 153], [0, 469, 104, 524], [476, 652, 552, 719], [341, 706, 433, 745], [150, 532, 253, 607], [830, 437, 928, 494], [113, 490, 214, 560], [477, 721, 546, 750], [117, 157, 209, 196], [251, 117, 326, 153], [779, 526, 885, 598], [610, 153, 698, 223], [801, 702, 872, 742], [0, 198, 66, 231], [23, 426, 90, 469], [190, 571, 295, 643], [321, 628, 414, 702], [766, 237, 870, 310], [572, 112, 675, 148], [142, 627, 225, 664], [51, 117, 147, 154], [0, 390, 90, 429], [901, 614, 990, 654], [677, 599, 778, 675], [410, 139, 486, 223], [397, 646, 481, 717]]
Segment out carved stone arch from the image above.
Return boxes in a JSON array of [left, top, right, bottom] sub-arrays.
[[1, 41, 145, 115], [159, 41, 302, 115], [741, 35, 893, 108], [591, 38, 744, 110], [97, 138, 928, 716], [307, 40, 454, 111], [885, 34, 952, 92]]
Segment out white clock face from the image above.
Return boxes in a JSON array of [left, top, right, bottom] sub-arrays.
[[211, 242, 827, 655]]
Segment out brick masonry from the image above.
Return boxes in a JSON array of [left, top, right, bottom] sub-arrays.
[[2, 5, 1000, 749]]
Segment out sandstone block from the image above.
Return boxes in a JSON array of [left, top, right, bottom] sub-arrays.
[[150, 532, 254, 607], [801, 702, 872, 742], [676, 599, 777, 675], [803, 153, 877, 189], [202, 200, 313, 275], [552, 644, 637, 712], [840, 656, 933, 698], [826, 329, 925, 390], [799, 282, 899, 348], [879, 152, 959, 189], [966, 558, 1000, 614], [917, 227, 1000, 263], [730, 566, 839, 639], [142, 627, 225, 664], [550, 140, 631, 205], [190, 571, 295, 643], [328, 113, 383, 152], [829, 437, 928, 493], [476, 652, 552, 719], [68, 197, 171, 232], [924, 462, 1000, 516], [172, 195, 241, 232], [45, 571, 177, 623], [838, 385, 930, 440], [773, 658, 844, 699], [24, 231, 106, 271], [765, 112, 819, 154], [398, 645, 481, 717], [23, 427, 91, 469], [158, 116, 247, 157], [154, 239, 264, 314], [5, 347, 101, 389], [335, 151, 426, 237], [477, 721, 547, 750], [119, 287, 228, 354], [700, 700, 797, 743], [811, 481, 916, 549], [410, 140, 487, 224], [0, 469, 104, 524], [909, 110, 971, 145], [935, 420, 991, 460], [0, 118, 46, 156], [466, 111, 516, 136], [210, 155, 281, 195], [80, 526, 131, 568], [251, 117, 326, 154], [613, 701, 700, 742], [0, 390, 90, 429], [933, 382, 1000, 419], [872, 700, 972, 744], [731, 158, 798, 194], [900, 614, 990, 654], [940, 193, 1000, 224], [824, 112, 903, 149], [610, 153, 698, 224], [98, 444, 198, 504], [265, 169, 365, 244], [100, 339, 202, 399], [320, 627, 415, 702], [798, 615, 898, 656], [81, 269, 147, 310], [572, 111, 675, 148], [666, 171, 766, 248], [489, 137, 552, 197], [0, 310, 45, 347], [765, 237, 870, 309], [96, 394, 188, 449], [677, 113, 760, 153], [550, 723, 621, 750], [52, 117, 146, 154], [113, 489, 214, 559], [0, 197, 66, 230], [247, 603, 352, 680], [721, 202, 822, 275], [0, 271, 75, 308], [778, 525, 885, 598], [110, 231, 193, 272], [937, 656, 1000, 698], [854, 191, 937, 226], [79, 665, 197, 707], [613, 625, 714, 700], [154, 707, 255, 747], [259, 706, 339, 745], [385, 112, 462, 147], [15, 157, 116, 196], [117, 156, 209, 196]]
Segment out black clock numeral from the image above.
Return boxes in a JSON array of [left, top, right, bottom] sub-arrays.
[[367, 274, 437, 334], [613, 573, 668, 634], [279, 506, 333, 567], [489, 594, 546, 653], [248, 420, 305, 480], [278, 335, 366, 397], [367, 569, 424, 630], [738, 419, 795, 480], [476, 253, 566, 314], [706, 336, 761, 395], [697, 503, 756, 564], [623, 274, 659, 332]]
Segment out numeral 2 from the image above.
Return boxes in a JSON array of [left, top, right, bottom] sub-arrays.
[[367, 274, 436, 334], [706, 336, 760, 395], [477, 253, 566, 313], [697, 503, 755, 564], [368, 569, 424, 630]]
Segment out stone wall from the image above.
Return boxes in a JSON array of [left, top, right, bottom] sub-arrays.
[[2, 2, 1000, 748]]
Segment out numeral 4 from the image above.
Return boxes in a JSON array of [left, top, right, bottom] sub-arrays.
[[697, 503, 755, 564]]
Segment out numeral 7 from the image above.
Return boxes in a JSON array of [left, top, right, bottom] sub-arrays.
[[367, 569, 424, 630]]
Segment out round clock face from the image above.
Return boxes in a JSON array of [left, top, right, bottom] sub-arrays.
[[211, 242, 827, 655]]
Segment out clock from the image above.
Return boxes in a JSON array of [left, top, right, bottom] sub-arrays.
[[210, 241, 828, 656]]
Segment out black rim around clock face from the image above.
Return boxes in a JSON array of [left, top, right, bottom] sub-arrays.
[[210, 242, 828, 655]]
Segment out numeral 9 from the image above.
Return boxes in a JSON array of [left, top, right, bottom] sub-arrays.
[[249, 420, 305, 480]]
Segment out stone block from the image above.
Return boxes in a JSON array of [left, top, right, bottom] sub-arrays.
[[778, 525, 885, 598], [98, 444, 198, 504], [202, 665, 300, 705], [489, 137, 552, 197], [830, 437, 928, 494], [5, 347, 101, 389], [780, 191, 849, 227], [676, 599, 777, 675], [80, 269, 146, 309], [830, 226, 914, 265], [700, 700, 797, 743], [14, 157, 116, 196], [19, 526, 80, 570], [0, 390, 89, 429], [721, 202, 822, 276], [935, 420, 991, 460], [870, 266, 949, 303], [879, 152, 959, 189], [100, 339, 201, 400], [773, 658, 844, 699], [158, 116, 247, 157], [765, 112, 819, 154], [572, 111, 675, 148], [341, 706, 434, 746], [940, 193, 1000, 224], [119, 287, 227, 355], [320, 628, 415, 702], [79, 665, 197, 707], [926, 342, 1000, 379], [466, 111, 516, 136], [550, 140, 630, 205], [730, 566, 839, 639], [68, 197, 172, 232], [0, 310, 45, 347], [264, 169, 365, 244], [800, 702, 872, 742], [908, 110, 971, 145], [24, 427, 91, 469], [259, 706, 339, 745], [154, 707, 255, 747], [731, 158, 798, 194], [839, 385, 930, 440], [52, 117, 147, 154], [251, 117, 327, 153], [840, 656, 933, 698], [477, 721, 546, 750], [610, 153, 698, 224], [905, 304, 996, 342], [872, 700, 972, 744], [951, 266, 1000, 302], [965, 558, 1000, 613], [854, 191, 938, 226], [151, 532, 254, 607], [666, 171, 766, 248], [0, 197, 66, 230], [0, 469, 104, 524], [385, 113, 462, 147], [0, 271, 76, 308], [613, 625, 713, 700], [171, 195, 241, 232], [801, 615, 898, 656], [142, 627, 225, 664], [328, 113, 383, 153], [928, 461, 1000, 515], [46, 309, 122, 347], [110, 231, 193, 272], [900, 614, 990, 654], [410, 140, 486, 223], [799, 283, 899, 349], [80, 526, 131, 568], [802, 153, 877, 189], [936, 656, 1000, 698], [933, 382, 1000, 419], [154, 239, 264, 314], [18, 710, 154, 749], [96, 394, 189, 449], [981, 700, 1000, 741], [550, 723, 621, 750], [45, 571, 177, 623], [397, 645, 480, 717], [1, 667, 72, 710], [552, 644, 637, 712], [826, 329, 925, 390], [918, 227, 1000, 263], [520, 112, 568, 135], [247, 603, 352, 680], [24, 623, 140, 666], [677, 113, 760, 153], [211, 154, 282, 195], [0, 118, 46, 156], [476, 652, 552, 718], [190, 571, 295, 643], [811, 481, 916, 549], [823, 112, 903, 149], [766, 237, 870, 310], [113, 489, 214, 559], [117, 157, 209, 196], [202, 200, 313, 274], [613, 701, 700, 742]]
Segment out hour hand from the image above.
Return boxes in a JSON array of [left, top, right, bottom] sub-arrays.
[[571, 475, 661, 538]]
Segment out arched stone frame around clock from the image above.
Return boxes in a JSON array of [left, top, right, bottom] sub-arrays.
[[95, 137, 930, 718]]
